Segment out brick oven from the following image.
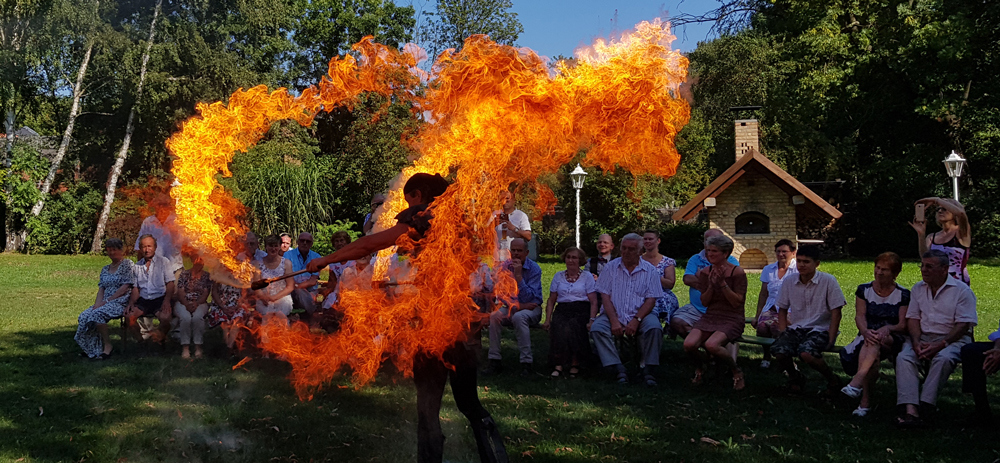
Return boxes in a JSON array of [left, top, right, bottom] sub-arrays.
[[671, 119, 842, 270]]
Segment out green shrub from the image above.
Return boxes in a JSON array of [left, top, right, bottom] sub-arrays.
[[26, 180, 103, 254], [312, 220, 361, 256]]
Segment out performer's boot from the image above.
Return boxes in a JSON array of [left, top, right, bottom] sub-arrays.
[[471, 415, 508, 463]]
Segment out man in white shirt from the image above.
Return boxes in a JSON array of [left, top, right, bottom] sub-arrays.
[[494, 189, 531, 262], [590, 234, 664, 386], [772, 246, 846, 393], [133, 194, 183, 275], [127, 234, 176, 342], [896, 250, 977, 427]]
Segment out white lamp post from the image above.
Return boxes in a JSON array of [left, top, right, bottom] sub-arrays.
[[943, 150, 966, 201], [569, 163, 588, 249]]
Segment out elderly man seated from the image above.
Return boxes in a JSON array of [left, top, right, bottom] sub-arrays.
[[962, 318, 1000, 425], [590, 233, 664, 386], [284, 232, 321, 322], [485, 237, 543, 377], [896, 250, 977, 428], [126, 234, 176, 342]]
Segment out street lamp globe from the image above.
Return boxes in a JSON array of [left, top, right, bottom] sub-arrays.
[[943, 151, 966, 201], [569, 164, 587, 248], [570, 163, 588, 189]]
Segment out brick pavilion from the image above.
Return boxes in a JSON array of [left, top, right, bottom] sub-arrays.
[[671, 119, 842, 270]]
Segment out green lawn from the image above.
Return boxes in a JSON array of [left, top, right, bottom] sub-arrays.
[[1, 253, 999, 463]]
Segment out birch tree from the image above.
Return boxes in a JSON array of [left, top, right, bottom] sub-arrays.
[[90, 0, 161, 253], [29, 0, 100, 217]]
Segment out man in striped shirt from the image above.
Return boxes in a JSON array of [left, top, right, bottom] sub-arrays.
[[591, 233, 664, 386]]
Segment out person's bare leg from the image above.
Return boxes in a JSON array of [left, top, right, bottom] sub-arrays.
[[850, 343, 881, 388], [96, 323, 112, 355], [181, 344, 191, 359], [860, 366, 879, 409], [800, 352, 839, 386]]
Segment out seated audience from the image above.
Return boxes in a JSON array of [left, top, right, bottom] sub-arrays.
[[961, 318, 1000, 425], [486, 237, 543, 376], [591, 233, 664, 386], [279, 232, 292, 253], [895, 250, 977, 428], [772, 246, 846, 393], [683, 234, 748, 390], [493, 189, 532, 263], [640, 230, 679, 328], [320, 231, 355, 310], [672, 229, 739, 339], [174, 255, 212, 359], [586, 233, 615, 279], [237, 231, 267, 263], [75, 238, 135, 359], [541, 247, 598, 378], [126, 234, 176, 342], [839, 252, 909, 417], [256, 234, 295, 322], [207, 270, 251, 354], [339, 255, 375, 292], [284, 232, 321, 321], [753, 239, 798, 368]]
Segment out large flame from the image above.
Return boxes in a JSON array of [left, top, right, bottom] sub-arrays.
[[167, 19, 689, 398]]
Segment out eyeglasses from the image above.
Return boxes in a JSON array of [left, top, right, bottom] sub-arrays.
[[371, 202, 384, 208]]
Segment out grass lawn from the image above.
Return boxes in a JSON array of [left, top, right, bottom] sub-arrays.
[[2, 253, 999, 463]]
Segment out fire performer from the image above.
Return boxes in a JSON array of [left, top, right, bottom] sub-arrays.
[[306, 173, 508, 463]]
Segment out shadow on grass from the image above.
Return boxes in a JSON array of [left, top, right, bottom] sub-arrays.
[[2, 326, 999, 463]]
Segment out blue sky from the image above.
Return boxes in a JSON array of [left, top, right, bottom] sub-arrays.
[[512, 0, 719, 57], [408, 0, 721, 58]]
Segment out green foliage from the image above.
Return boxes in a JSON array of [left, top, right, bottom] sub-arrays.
[[418, 0, 523, 59], [313, 92, 420, 222], [25, 179, 102, 254], [312, 219, 360, 255], [292, 0, 416, 85], [0, 143, 46, 215]]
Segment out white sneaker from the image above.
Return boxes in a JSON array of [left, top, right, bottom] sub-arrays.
[[852, 406, 870, 417], [760, 360, 771, 369], [841, 384, 863, 399]]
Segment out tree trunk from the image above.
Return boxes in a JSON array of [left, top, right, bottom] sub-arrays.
[[30, 41, 94, 217], [90, 0, 161, 253]]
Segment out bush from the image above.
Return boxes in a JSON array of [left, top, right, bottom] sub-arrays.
[[26, 180, 103, 254], [312, 220, 361, 256]]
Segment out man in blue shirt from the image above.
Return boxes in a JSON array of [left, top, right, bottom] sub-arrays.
[[485, 238, 543, 377], [284, 232, 322, 322], [671, 229, 740, 339]]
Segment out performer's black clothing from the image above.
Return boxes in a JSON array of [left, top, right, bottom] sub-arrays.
[[396, 203, 508, 463], [961, 341, 996, 414]]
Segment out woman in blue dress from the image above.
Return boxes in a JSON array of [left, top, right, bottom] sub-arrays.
[[839, 252, 910, 417], [641, 230, 679, 329], [75, 238, 135, 359]]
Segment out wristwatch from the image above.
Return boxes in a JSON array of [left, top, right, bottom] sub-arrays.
[[636, 315, 643, 323]]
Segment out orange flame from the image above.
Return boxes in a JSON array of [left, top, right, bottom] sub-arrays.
[[167, 19, 688, 398]]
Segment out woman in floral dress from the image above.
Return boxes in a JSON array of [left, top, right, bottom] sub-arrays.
[[75, 238, 135, 359]]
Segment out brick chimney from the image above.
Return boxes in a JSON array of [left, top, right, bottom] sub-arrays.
[[735, 119, 759, 162]]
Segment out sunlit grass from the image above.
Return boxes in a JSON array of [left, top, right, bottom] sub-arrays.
[[1, 253, 999, 462]]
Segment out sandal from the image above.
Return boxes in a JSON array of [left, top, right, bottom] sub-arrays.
[[732, 369, 745, 391], [691, 368, 704, 386], [852, 406, 870, 417], [568, 366, 580, 378], [895, 413, 924, 429], [616, 371, 629, 384], [550, 367, 562, 378], [644, 374, 657, 387]]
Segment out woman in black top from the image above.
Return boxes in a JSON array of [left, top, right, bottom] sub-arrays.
[[307, 173, 507, 463]]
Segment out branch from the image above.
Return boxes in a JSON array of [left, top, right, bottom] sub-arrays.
[[668, 0, 766, 36]]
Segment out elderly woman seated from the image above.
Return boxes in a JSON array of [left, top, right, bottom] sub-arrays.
[[207, 268, 251, 356], [839, 252, 910, 417], [541, 246, 598, 378], [682, 234, 748, 390], [174, 254, 211, 359], [255, 234, 295, 322], [75, 238, 135, 359]]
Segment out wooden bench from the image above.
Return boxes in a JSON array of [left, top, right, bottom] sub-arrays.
[[736, 317, 843, 352]]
